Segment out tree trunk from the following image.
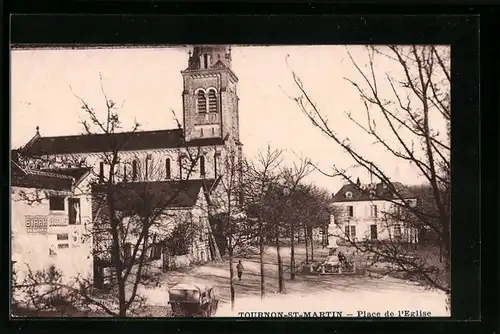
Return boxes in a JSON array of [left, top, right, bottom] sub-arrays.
[[259, 220, 265, 299], [304, 226, 309, 264], [229, 247, 235, 310], [276, 232, 284, 293], [108, 190, 127, 317], [310, 227, 314, 262], [290, 222, 295, 280], [439, 243, 443, 263], [322, 226, 327, 248], [207, 220, 222, 261]]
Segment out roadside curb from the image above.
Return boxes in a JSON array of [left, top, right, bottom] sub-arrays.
[[365, 270, 423, 287]]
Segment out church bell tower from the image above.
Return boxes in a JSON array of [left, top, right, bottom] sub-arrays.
[[181, 45, 240, 144]]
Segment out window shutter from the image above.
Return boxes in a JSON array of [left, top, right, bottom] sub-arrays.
[[350, 225, 356, 238], [208, 90, 218, 113], [197, 91, 207, 113]]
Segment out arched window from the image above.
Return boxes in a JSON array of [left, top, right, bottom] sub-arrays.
[[197, 90, 207, 113], [165, 158, 171, 179], [99, 161, 104, 183], [179, 156, 184, 180], [200, 156, 206, 177], [208, 89, 218, 113]]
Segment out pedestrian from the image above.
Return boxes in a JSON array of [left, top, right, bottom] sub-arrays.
[[236, 260, 244, 281], [338, 251, 346, 266]]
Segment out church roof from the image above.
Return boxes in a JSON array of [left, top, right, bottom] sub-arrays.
[[91, 178, 217, 210], [11, 160, 74, 191], [21, 128, 225, 156]]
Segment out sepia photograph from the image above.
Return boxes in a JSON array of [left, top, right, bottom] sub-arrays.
[[11, 44, 451, 318]]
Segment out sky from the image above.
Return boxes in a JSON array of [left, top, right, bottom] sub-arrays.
[[11, 45, 448, 193]]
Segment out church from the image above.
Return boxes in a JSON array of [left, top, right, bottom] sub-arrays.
[[13, 45, 243, 277]]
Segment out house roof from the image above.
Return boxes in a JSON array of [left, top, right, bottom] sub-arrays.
[[41, 167, 92, 186], [11, 160, 26, 176], [11, 161, 74, 191], [21, 128, 226, 156], [332, 182, 414, 203], [91, 178, 217, 211]]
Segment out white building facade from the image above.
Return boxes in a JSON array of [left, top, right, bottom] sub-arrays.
[[11, 161, 94, 285], [329, 182, 419, 247]]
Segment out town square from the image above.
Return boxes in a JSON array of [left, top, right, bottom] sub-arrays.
[[11, 44, 450, 317]]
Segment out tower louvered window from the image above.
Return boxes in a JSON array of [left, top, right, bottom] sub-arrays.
[[208, 89, 218, 113], [197, 90, 207, 113]]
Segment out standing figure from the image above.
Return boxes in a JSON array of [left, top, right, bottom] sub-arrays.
[[236, 260, 244, 281], [338, 251, 346, 267]]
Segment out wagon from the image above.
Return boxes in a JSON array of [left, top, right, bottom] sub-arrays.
[[168, 283, 219, 317]]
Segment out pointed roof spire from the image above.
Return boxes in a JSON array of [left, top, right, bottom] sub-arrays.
[[186, 45, 233, 71], [36, 126, 40, 135]]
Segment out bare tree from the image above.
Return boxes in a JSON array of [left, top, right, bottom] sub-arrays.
[[90, 154, 202, 317], [295, 183, 331, 262], [280, 156, 311, 280], [208, 143, 247, 311], [257, 180, 289, 294], [243, 146, 284, 298], [12, 77, 205, 317], [288, 45, 451, 295]]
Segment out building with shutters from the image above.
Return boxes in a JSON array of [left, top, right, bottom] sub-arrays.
[[329, 180, 419, 247]]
